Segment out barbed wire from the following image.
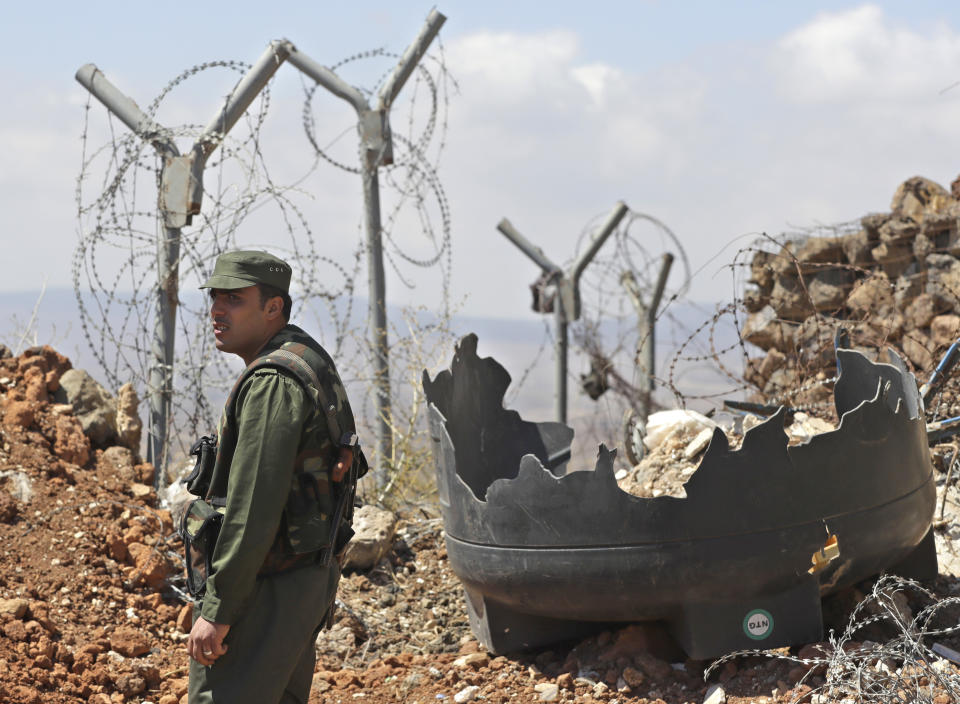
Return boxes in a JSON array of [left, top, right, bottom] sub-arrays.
[[300, 43, 455, 315], [707, 574, 960, 703], [75, 42, 455, 470], [499, 189, 960, 471]]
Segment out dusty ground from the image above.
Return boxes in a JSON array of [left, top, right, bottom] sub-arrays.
[[3, 345, 960, 704]]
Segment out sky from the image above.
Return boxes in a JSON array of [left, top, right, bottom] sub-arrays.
[[4, 1, 960, 321]]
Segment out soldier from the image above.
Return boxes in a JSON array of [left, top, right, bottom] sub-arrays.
[[182, 250, 364, 703]]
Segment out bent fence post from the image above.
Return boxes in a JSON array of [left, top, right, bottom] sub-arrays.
[[621, 252, 673, 429], [283, 9, 446, 480], [496, 201, 628, 424], [75, 42, 290, 483]]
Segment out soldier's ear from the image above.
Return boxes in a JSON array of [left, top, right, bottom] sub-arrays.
[[266, 296, 282, 319]]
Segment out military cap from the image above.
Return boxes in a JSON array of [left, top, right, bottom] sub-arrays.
[[200, 250, 292, 293]]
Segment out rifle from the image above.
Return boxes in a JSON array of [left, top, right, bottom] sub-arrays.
[[319, 448, 365, 567]]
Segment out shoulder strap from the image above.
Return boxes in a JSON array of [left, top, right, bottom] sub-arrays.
[[264, 348, 322, 395], [230, 344, 344, 448]]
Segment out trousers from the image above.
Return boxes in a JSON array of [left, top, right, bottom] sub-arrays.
[[188, 560, 340, 703]]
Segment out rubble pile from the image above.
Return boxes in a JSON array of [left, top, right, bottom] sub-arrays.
[[742, 176, 960, 414], [617, 410, 835, 499]]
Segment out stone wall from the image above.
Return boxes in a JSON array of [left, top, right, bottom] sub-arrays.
[[742, 176, 960, 413]]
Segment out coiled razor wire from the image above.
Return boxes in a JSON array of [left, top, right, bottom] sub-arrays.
[[75, 46, 455, 469], [498, 206, 760, 449], [722, 220, 960, 425], [301, 43, 456, 311], [506, 210, 957, 456], [706, 574, 960, 703]]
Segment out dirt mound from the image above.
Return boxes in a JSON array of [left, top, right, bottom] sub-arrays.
[[0, 345, 186, 703]]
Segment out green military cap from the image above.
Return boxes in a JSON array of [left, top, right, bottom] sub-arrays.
[[200, 250, 292, 293]]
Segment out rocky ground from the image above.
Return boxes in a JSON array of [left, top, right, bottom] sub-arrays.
[[5, 163, 960, 704], [0, 349, 958, 704]]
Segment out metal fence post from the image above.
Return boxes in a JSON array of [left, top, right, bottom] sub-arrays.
[[621, 253, 673, 424], [283, 9, 446, 477], [76, 43, 289, 480], [496, 201, 628, 423]]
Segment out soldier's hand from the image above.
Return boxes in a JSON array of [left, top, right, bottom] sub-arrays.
[[188, 616, 230, 666], [332, 447, 354, 483]]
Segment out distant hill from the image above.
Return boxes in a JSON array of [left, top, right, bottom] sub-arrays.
[[0, 287, 744, 468]]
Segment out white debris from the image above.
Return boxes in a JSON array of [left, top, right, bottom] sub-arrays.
[[453, 685, 480, 703], [534, 683, 559, 702], [703, 683, 726, 704], [0, 470, 33, 503], [786, 412, 834, 443], [683, 427, 715, 460], [643, 409, 717, 452]]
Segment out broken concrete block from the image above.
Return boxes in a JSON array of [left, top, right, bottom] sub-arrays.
[[925, 254, 960, 308], [842, 229, 873, 266], [904, 293, 937, 332], [770, 275, 814, 321], [742, 287, 768, 313], [54, 369, 117, 448], [807, 269, 852, 312], [871, 240, 913, 279], [878, 216, 920, 243], [115, 383, 142, 459], [786, 412, 834, 444], [894, 266, 924, 311], [644, 410, 717, 453], [860, 212, 889, 239], [749, 250, 774, 293], [683, 428, 714, 460], [902, 332, 935, 371], [703, 683, 726, 704], [913, 233, 934, 262], [764, 366, 800, 396], [340, 505, 398, 571], [756, 348, 787, 385]]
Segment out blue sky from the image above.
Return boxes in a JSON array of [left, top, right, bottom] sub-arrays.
[[4, 2, 960, 317]]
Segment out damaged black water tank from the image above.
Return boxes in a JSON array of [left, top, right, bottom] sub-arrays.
[[422, 334, 937, 658]]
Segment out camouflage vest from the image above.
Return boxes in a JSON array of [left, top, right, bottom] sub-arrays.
[[187, 325, 364, 557]]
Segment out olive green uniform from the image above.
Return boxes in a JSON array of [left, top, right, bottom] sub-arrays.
[[189, 326, 347, 704]]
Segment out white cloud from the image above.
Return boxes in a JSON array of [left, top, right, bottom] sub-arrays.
[[444, 29, 706, 184], [435, 14, 960, 313], [776, 4, 960, 102], [446, 29, 583, 106], [571, 63, 621, 109]]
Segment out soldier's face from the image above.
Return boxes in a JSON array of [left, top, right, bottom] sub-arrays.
[[209, 286, 271, 359]]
